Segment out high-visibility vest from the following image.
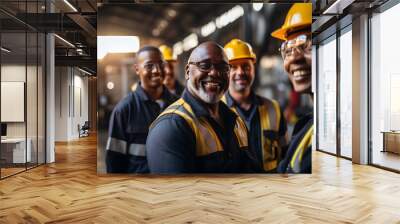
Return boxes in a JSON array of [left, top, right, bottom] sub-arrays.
[[289, 125, 313, 173], [153, 98, 248, 156], [222, 95, 283, 171]]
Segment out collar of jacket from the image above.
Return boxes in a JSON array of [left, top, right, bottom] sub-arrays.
[[224, 90, 260, 108], [135, 82, 176, 103], [181, 89, 237, 125]]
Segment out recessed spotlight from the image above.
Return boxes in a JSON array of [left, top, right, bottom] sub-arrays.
[[252, 3, 263, 12], [107, 82, 114, 90], [167, 9, 177, 18], [152, 29, 160, 36]]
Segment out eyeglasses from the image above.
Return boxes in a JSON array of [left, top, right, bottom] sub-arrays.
[[143, 62, 166, 72], [279, 34, 312, 59], [189, 61, 231, 74]]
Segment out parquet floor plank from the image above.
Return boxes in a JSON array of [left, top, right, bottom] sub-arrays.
[[0, 134, 399, 223]]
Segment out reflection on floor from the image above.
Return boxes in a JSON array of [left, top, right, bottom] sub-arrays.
[[1, 167, 25, 177], [0, 134, 400, 223], [0, 163, 43, 178], [97, 130, 107, 174], [373, 150, 400, 171]]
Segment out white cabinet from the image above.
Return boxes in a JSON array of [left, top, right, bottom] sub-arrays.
[[1, 138, 32, 163]]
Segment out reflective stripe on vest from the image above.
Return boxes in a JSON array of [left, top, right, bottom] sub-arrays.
[[106, 137, 146, 156], [154, 98, 248, 156], [222, 95, 282, 171], [289, 125, 313, 173], [259, 99, 281, 171]]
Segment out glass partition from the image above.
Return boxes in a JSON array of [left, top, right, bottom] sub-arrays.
[[0, 1, 46, 179], [38, 32, 45, 165], [1, 30, 28, 177], [317, 35, 337, 155], [27, 30, 38, 169]]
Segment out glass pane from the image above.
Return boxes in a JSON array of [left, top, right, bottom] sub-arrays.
[[339, 28, 352, 158], [317, 36, 337, 154], [27, 31, 38, 169], [1, 30, 27, 177], [38, 32, 45, 165], [371, 4, 400, 171]]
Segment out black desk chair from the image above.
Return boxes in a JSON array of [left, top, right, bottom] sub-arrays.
[[78, 121, 90, 138]]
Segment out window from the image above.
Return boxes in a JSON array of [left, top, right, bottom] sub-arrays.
[[370, 2, 400, 171], [317, 35, 337, 154], [339, 27, 352, 158]]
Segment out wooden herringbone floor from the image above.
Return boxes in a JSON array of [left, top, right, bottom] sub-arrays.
[[1, 134, 400, 224]]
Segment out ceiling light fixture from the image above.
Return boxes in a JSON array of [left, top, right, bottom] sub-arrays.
[[322, 0, 354, 15], [63, 0, 78, 12], [252, 3, 264, 12], [201, 21, 216, 37], [54, 34, 75, 48], [167, 9, 177, 18], [152, 29, 160, 36], [107, 81, 114, 90], [215, 5, 244, 29], [182, 33, 198, 51], [1, 47, 11, 53], [78, 67, 93, 76], [159, 20, 168, 29], [173, 42, 183, 56]]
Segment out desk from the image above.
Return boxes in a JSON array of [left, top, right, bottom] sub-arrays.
[[382, 131, 400, 154], [1, 138, 32, 163]]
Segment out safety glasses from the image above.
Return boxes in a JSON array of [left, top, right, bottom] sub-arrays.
[[189, 61, 231, 74], [279, 34, 312, 60]]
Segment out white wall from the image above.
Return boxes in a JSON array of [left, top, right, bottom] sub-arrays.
[[55, 67, 89, 141], [55, 66, 69, 141]]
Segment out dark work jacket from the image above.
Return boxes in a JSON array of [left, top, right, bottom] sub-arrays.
[[224, 92, 287, 172], [146, 90, 261, 174], [277, 113, 313, 174], [106, 84, 178, 173], [173, 80, 185, 96]]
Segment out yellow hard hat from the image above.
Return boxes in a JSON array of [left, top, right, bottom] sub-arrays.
[[223, 39, 256, 62], [271, 3, 312, 41], [159, 45, 176, 61]]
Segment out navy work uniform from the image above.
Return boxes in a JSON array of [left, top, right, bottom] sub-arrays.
[[277, 113, 313, 173], [146, 90, 261, 173], [106, 84, 178, 173], [223, 92, 287, 172]]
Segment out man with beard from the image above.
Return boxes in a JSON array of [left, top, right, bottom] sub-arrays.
[[223, 39, 288, 172], [146, 41, 260, 173], [271, 3, 313, 173], [106, 46, 178, 173], [159, 45, 185, 96]]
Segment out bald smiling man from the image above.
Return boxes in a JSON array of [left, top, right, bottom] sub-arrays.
[[146, 42, 262, 174]]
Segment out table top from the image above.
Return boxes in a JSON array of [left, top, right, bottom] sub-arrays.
[[1, 138, 29, 143], [381, 131, 400, 134]]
